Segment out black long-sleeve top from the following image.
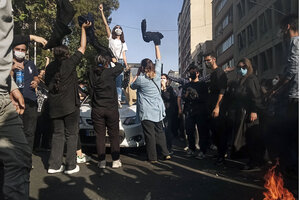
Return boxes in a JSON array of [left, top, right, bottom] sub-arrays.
[[45, 51, 83, 118], [235, 74, 265, 114], [88, 63, 123, 109], [161, 85, 177, 116]]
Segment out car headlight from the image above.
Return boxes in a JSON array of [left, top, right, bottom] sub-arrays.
[[123, 116, 137, 125]]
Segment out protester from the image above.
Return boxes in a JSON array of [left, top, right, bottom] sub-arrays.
[[34, 57, 51, 152], [89, 55, 123, 169], [0, 1, 48, 198], [45, 21, 91, 174], [204, 52, 228, 165], [235, 58, 266, 171], [270, 14, 298, 176], [161, 73, 177, 154], [131, 42, 170, 163], [179, 66, 210, 158], [99, 4, 129, 108], [10, 35, 43, 155]]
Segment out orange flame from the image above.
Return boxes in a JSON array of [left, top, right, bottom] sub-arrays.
[[263, 160, 295, 200]]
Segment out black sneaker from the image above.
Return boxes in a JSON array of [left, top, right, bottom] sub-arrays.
[[241, 165, 261, 172], [215, 157, 225, 166]]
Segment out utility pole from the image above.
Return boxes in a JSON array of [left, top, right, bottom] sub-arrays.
[[34, 21, 37, 65]]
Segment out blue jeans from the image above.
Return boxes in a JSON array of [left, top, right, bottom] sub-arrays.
[[116, 59, 125, 101]]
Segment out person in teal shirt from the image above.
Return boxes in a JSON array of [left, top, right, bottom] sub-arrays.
[[131, 43, 170, 162]]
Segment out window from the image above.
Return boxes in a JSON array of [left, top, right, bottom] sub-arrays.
[[214, 8, 233, 38], [259, 13, 267, 37], [247, 0, 256, 10], [238, 30, 246, 50], [266, 48, 273, 69], [215, 0, 228, 16], [260, 52, 268, 71], [237, 3, 244, 19], [217, 34, 234, 56], [274, 0, 284, 23], [274, 43, 284, 68], [221, 58, 234, 69]]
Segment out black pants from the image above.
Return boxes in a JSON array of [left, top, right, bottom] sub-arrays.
[[48, 109, 79, 170], [21, 99, 38, 152], [163, 114, 174, 150], [185, 113, 209, 153], [0, 95, 31, 200], [209, 114, 227, 158], [91, 107, 120, 161], [141, 120, 169, 161]]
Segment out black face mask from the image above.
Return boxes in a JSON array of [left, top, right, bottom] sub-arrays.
[[189, 72, 196, 80]]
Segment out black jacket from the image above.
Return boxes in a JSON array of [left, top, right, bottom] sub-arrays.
[[45, 51, 82, 118], [235, 74, 265, 114], [89, 63, 123, 109]]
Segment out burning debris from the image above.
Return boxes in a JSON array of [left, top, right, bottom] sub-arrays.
[[263, 160, 295, 200]]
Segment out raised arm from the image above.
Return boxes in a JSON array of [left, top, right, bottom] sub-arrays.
[[155, 45, 161, 60], [99, 4, 111, 38], [78, 22, 92, 54]]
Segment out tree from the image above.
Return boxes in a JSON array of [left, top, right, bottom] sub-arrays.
[[12, 0, 119, 81]]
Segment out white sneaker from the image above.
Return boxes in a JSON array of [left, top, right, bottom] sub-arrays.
[[64, 165, 80, 174], [112, 159, 122, 168], [98, 160, 106, 169], [77, 153, 91, 164], [48, 165, 65, 174]]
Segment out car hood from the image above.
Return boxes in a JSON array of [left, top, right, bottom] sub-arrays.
[[80, 104, 137, 119]]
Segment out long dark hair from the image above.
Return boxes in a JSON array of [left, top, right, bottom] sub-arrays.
[[141, 58, 156, 79], [53, 45, 70, 93], [94, 54, 110, 76], [238, 57, 253, 84], [111, 25, 125, 43]]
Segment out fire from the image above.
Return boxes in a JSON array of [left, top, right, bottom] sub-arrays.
[[263, 160, 295, 200]]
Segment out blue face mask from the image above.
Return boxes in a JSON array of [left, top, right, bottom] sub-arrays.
[[238, 68, 248, 76]]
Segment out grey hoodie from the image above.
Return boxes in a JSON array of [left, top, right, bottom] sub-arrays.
[[0, 0, 17, 94]]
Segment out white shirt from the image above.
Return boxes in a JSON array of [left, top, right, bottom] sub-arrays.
[[108, 34, 128, 60]]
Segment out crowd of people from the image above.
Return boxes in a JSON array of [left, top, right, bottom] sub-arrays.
[[0, 0, 298, 199]]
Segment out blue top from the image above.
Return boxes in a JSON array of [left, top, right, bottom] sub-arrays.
[[13, 60, 38, 102], [284, 36, 298, 99], [130, 59, 166, 122]]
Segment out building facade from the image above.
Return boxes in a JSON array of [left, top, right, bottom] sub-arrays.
[[233, 0, 298, 79], [178, 0, 212, 77], [212, 0, 235, 69]]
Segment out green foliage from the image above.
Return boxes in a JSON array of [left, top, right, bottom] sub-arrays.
[[12, 0, 119, 81]]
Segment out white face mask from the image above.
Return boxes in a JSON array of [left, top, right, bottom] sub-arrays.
[[161, 79, 167, 84], [115, 28, 123, 36], [272, 78, 279, 86], [14, 51, 26, 60]]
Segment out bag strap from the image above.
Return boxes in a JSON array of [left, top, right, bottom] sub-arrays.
[[151, 79, 161, 95]]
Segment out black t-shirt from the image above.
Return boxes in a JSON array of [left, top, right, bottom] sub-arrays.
[[182, 81, 209, 115], [45, 51, 83, 118], [13, 60, 38, 102], [89, 63, 123, 109], [161, 86, 177, 115], [209, 67, 227, 108]]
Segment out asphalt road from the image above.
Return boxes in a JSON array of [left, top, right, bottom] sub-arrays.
[[29, 140, 297, 200]]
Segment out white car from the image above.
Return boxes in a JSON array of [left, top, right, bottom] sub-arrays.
[[79, 99, 145, 148]]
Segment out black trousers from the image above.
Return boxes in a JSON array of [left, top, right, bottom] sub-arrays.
[[141, 120, 169, 161], [91, 107, 120, 161], [48, 109, 79, 170], [0, 95, 31, 200], [163, 114, 174, 150], [209, 114, 227, 158], [21, 99, 38, 152], [185, 113, 209, 153]]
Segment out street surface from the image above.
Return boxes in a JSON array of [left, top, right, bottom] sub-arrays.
[[29, 139, 297, 200]]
